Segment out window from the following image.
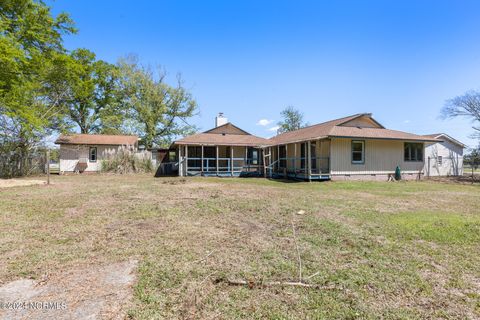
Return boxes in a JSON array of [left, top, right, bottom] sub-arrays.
[[247, 147, 259, 165], [351, 141, 364, 164], [404, 143, 423, 162], [437, 156, 442, 165], [89, 147, 97, 162]]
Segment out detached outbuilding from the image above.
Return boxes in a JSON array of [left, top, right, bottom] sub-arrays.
[[55, 134, 139, 173], [423, 133, 465, 176]]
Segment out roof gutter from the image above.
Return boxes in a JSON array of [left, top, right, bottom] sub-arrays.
[[327, 135, 442, 143]]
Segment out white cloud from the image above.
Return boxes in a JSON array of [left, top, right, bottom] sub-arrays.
[[267, 125, 280, 132], [403, 120, 411, 124], [256, 119, 273, 126]]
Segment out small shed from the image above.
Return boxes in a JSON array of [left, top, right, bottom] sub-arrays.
[[55, 134, 139, 173], [423, 133, 465, 176]]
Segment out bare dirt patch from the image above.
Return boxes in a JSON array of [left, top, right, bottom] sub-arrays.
[[0, 260, 137, 320], [0, 179, 46, 188]]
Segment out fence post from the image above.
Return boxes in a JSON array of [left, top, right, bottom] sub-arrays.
[[46, 150, 50, 185], [427, 157, 430, 178]]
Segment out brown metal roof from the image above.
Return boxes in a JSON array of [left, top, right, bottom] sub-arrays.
[[174, 133, 269, 146], [422, 133, 443, 139], [422, 133, 466, 147], [328, 126, 439, 142], [55, 134, 139, 146], [268, 113, 441, 145], [173, 122, 269, 146], [173, 114, 442, 148]]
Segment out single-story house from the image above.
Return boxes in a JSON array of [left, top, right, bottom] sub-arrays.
[[165, 113, 464, 181], [423, 133, 465, 177], [55, 134, 139, 173]]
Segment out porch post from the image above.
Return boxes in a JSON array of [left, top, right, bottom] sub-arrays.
[[230, 146, 234, 176], [277, 145, 280, 172], [270, 147, 273, 177], [307, 141, 312, 181], [285, 144, 288, 178], [201, 145, 204, 174], [216, 146, 219, 176], [178, 146, 183, 177], [185, 145, 188, 176], [245, 146, 248, 171], [294, 143, 297, 178]]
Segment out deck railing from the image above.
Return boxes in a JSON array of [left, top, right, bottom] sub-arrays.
[[266, 156, 330, 179], [184, 157, 263, 175]]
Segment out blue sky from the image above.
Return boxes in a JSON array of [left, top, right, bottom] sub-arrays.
[[48, 0, 480, 147]]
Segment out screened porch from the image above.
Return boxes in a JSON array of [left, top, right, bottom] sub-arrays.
[[266, 139, 331, 181], [178, 145, 264, 177]]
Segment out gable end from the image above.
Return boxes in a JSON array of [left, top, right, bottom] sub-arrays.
[[204, 123, 251, 135]]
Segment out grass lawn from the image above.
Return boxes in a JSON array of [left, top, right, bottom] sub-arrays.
[[0, 175, 479, 319]]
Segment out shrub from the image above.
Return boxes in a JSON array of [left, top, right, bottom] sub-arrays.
[[101, 147, 153, 174]]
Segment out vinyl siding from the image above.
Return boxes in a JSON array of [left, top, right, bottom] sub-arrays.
[[59, 145, 120, 172], [424, 140, 464, 176], [330, 138, 424, 175]]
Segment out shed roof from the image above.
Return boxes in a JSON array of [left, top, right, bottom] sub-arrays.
[[55, 134, 139, 146]]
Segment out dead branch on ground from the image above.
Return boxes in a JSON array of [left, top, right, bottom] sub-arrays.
[[214, 278, 345, 291]]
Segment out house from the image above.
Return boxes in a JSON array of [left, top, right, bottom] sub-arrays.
[[55, 134, 139, 173], [167, 113, 444, 181], [266, 113, 443, 180], [172, 113, 269, 177], [423, 133, 465, 176]]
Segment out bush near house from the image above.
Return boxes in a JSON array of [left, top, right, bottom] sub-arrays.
[[101, 148, 153, 174]]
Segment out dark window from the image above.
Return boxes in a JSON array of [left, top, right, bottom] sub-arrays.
[[404, 143, 423, 162], [89, 147, 97, 162], [247, 147, 259, 165], [351, 141, 364, 164], [310, 143, 317, 170], [204, 147, 216, 158], [279, 145, 286, 168], [187, 146, 201, 168], [437, 156, 442, 165], [300, 143, 306, 169]]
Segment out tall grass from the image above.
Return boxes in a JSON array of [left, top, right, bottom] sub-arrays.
[[101, 147, 153, 174]]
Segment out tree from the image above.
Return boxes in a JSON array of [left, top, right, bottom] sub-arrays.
[[117, 56, 197, 148], [465, 146, 480, 170], [0, 0, 75, 176], [442, 90, 480, 138], [48, 49, 123, 134], [277, 106, 307, 134]]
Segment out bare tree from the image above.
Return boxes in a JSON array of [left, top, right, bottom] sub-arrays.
[[442, 90, 480, 138]]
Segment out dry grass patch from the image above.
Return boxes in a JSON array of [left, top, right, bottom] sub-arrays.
[[0, 175, 479, 319]]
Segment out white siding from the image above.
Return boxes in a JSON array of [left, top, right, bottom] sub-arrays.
[[330, 138, 424, 175], [424, 139, 464, 176], [59, 145, 120, 172]]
